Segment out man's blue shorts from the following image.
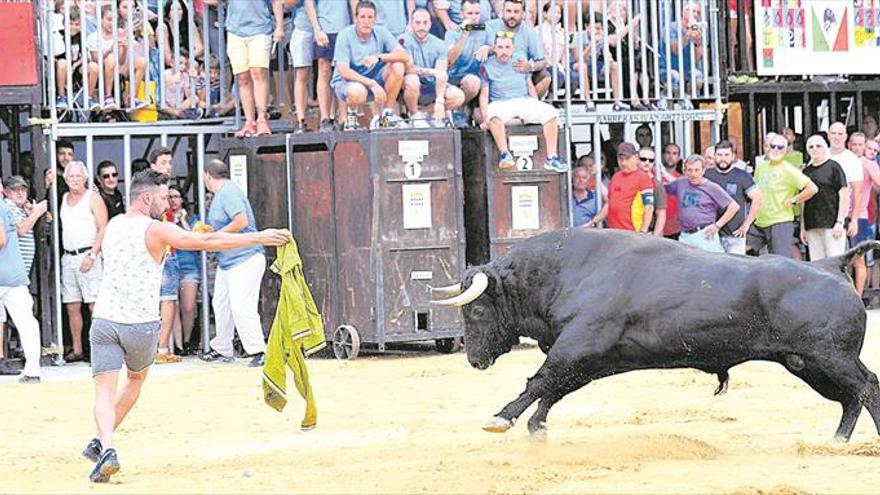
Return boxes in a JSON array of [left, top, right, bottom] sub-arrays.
[[160, 252, 179, 301]]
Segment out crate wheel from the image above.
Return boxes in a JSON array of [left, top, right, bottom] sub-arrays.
[[435, 337, 463, 354], [332, 325, 361, 360]]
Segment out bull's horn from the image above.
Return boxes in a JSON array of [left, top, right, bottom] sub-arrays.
[[427, 282, 462, 297], [431, 273, 488, 307]]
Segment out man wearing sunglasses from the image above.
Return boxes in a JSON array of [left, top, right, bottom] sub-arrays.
[[483, 0, 550, 97], [749, 134, 818, 257], [96, 161, 125, 219], [636, 147, 667, 236], [478, 32, 567, 172]]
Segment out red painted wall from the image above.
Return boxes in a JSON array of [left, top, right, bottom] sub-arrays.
[[0, 3, 38, 87]]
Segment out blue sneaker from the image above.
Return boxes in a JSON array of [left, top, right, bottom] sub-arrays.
[[82, 437, 102, 463], [498, 151, 515, 170], [544, 155, 569, 173], [56, 95, 69, 110], [89, 448, 120, 483]]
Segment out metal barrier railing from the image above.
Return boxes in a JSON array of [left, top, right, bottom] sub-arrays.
[[37, 0, 724, 122], [540, 0, 722, 108], [46, 131, 219, 359]]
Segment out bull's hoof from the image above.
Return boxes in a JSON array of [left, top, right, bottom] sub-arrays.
[[528, 427, 547, 442], [482, 416, 514, 433]]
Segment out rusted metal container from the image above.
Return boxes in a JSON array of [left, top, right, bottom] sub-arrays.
[[220, 133, 337, 337], [461, 126, 570, 265], [221, 128, 465, 359], [330, 129, 465, 359]]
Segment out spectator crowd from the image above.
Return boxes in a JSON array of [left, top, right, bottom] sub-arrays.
[[0, 141, 270, 381], [572, 120, 880, 307], [47, 0, 715, 130]]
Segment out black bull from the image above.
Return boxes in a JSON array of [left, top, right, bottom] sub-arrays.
[[431, 228, 880, 441]]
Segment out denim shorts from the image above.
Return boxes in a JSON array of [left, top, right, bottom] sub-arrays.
[[177, 251, 201, 284], [179, 265, 201, 284], [160, 253, 179, 301]]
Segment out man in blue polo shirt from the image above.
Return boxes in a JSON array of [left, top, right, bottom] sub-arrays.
[[373, 0, 412, 38], [306, 0, 352, 131], [331, 0, 410, 130], [0, 200, 42, 382], [434, 0, 493, 32], [199, 160, 267, 367], [479, 33, 567, 173], [445, 0, 489, 118], [484, 0, 550, 97], [401, 7, 466, 125]]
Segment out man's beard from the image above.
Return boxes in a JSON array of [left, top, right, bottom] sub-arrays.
[[716, 160, 733, 171], [504, 17, 519, 29], [148, 208, 163, 220]]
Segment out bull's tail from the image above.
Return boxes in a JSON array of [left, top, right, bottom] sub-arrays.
[[812, 240, 880, 275]]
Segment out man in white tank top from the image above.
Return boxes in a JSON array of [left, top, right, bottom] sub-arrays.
[[59, 161, 108, 363], [81, 169, 289, 483]]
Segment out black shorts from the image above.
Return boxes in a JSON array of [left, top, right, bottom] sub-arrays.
[[314, 33, 338, 60]]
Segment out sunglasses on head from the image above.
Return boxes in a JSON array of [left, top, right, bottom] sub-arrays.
[[769, 143, 786, 150], [102, 172, 118, 179], [496, 30, 516, 39]]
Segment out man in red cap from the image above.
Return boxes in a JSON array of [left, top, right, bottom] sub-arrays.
[[589, 143, 655, 232]]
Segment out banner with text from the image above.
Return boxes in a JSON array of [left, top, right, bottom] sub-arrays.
[[756, 0, 880, 75]]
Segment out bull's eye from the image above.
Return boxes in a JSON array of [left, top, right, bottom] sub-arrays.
[[471, 306, 485, 318]]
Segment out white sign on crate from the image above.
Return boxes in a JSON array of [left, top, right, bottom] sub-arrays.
[[508, 135, 539, 171], [402, 183, 432, 229], [229, 154, 248, 195], [399, 140, 430, 164], [511, 186, 540, 231]]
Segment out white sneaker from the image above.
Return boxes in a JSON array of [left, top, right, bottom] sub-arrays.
[[410, 112, 430, 128]]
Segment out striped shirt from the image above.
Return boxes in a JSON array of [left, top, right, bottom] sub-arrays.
[[4, 199, 35, 274]]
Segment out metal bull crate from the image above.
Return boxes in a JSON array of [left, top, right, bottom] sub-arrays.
[[461, 126, 570, 265], [221, 129, 465, 360]]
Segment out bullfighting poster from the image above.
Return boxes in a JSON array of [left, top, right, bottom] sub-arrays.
[[755, 0, 880, 75]]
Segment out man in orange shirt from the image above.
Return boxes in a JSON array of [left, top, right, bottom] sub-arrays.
[[589, 143, 655, 232]]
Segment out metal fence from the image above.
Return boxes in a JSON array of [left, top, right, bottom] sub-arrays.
[[540, 0, 723, 107], [40, 0, 233, 119], [36, 0, 724, 119]]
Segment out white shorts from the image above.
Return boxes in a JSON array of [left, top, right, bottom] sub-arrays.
[[720, 235, 747, 255], [61, 252, 103, 304], [486, 97, 558, 126], [290, 28, 314, 68], [227, 33, 272, 75]]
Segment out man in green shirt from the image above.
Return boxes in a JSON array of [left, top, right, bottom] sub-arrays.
[[748, 133, 818, 257]]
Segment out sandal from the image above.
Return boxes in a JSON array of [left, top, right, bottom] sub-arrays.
[[234, 122, 257, 138], [254, 119, 272, 136], [154, 352, 182, 364], [65, 352, 85, 363]]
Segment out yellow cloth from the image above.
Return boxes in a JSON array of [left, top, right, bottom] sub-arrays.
[[262, 238, 326, 429]]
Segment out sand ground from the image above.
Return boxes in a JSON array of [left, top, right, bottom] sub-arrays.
[[6, 313, 880, 494]]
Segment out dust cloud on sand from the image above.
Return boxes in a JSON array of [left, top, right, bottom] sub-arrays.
[[5, 312, 880, 493]]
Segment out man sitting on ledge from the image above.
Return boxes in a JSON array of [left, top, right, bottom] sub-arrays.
[[478, 32, 568, 172], [331, 0, 410, 130]]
